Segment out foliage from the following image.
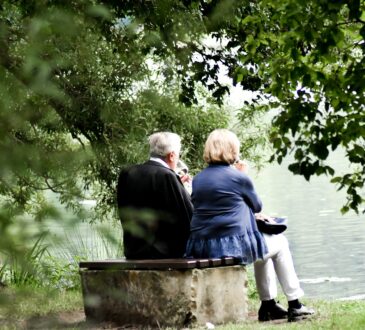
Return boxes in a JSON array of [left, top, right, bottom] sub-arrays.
[[0, 222, 123, 290], [111, 0, 364, 213], [38, 255, 81, 290], [0, 0, 234, 264], [0, 233, 48, 287], [245, 0, 365, 214], [0, 0, 229, 213], [246, 266, 259, 300], [186, 0, 365, 213]]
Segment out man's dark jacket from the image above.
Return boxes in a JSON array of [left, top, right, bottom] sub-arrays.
[[117, 160, 193, 259]]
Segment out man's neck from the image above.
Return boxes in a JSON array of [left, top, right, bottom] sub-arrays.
[[150, 157, 169, 168]]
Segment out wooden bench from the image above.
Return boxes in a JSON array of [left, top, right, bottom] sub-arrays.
[[79, 257, 248, 327]]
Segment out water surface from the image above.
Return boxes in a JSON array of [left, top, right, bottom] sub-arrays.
[[252, 153, 365, 300]]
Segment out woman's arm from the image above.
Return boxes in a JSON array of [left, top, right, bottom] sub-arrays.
[[233, 161, 263, 213]]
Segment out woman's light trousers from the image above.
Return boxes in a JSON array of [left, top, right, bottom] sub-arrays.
[[254, 233, 304, 301]]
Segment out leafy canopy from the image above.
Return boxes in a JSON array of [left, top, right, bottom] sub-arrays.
[[0, 0, 364, 249], [103, 0, 365, 213], [0, 0, 233, 261]]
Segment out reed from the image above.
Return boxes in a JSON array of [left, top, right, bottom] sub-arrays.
[[0, 233, 49, 287], [0, 222, 123, 290]]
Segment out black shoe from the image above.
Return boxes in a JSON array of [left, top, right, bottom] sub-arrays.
[[288, 304, 315, 322], [258, 302, 288, 321]]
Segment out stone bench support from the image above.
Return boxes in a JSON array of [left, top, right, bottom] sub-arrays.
[[79, 258, 248, 327]]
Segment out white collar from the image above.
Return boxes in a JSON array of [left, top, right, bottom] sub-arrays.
[[150, 157, 169, 168]]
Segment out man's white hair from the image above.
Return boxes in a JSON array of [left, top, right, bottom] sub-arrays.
[[148, 132, 181, 157]]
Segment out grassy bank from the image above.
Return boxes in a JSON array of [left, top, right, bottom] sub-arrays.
[[1, 287, 365, 329], [0, 287, 83, 329], [219, 299, 365, 329]]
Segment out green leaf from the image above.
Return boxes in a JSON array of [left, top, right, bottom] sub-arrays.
[[86, 5, 111, 20], [288, 162, 300, 174], [272, 138, 282, 149], [360, 25, 365, 40], [331, 176, 342, 183]]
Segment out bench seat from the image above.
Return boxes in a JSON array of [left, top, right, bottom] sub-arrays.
[[79, 256, 239, 270]]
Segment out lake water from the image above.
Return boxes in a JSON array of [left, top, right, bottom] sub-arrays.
[[252, 152, 365, 300]]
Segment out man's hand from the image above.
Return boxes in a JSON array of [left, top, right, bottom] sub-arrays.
[[180, 174, 192, 184]]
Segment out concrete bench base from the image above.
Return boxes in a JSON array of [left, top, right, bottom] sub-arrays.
[[80, 265, 247, 327]]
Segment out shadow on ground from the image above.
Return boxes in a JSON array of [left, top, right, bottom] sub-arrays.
[[5, 310, 174, 329], [2, 309, 290, 329]]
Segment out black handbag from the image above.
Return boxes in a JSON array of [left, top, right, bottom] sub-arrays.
[[256, 217, 287, 235]]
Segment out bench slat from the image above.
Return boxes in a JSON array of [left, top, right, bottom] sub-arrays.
[[79, 257, 239, 270]]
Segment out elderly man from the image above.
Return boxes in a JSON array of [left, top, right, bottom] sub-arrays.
[[117, 132, 193, 259]]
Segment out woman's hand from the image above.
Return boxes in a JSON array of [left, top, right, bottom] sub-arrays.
[[255, 213, 275, 223], [233, 160, 249, 173]]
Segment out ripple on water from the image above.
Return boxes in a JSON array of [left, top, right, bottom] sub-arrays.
[[300, 277, 352, 284]]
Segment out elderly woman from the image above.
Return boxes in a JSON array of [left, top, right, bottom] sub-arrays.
[[185, 129, 314, 322]]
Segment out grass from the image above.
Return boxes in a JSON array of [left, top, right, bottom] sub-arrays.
[[0, 233, 49, 287], [1, 222, 124, 292], [1, 286, 365, 329], [5, 235, 359, 329], [215, 299, 365, 330], [0, 221, 124, 329], [0, 287, 83, 329]]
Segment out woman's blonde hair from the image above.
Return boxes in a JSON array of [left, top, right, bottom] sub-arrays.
[[203, 129, 240, 164]]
